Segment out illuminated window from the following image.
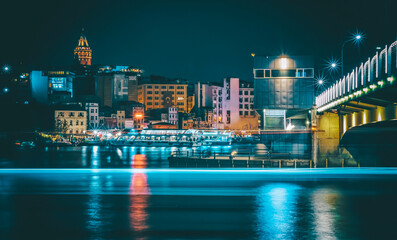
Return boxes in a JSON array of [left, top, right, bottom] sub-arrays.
[[280, 58, 288, 69]]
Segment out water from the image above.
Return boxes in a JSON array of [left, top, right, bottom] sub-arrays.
[[0, 144, 267, 168], [1, 146, 397, 239], [1, 169, 397, 239]]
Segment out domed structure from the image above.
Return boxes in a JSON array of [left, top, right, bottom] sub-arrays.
[[74, 29, 92, 66]]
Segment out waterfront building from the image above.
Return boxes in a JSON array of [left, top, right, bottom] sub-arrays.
[[74, 30, 92, 66], [115, 101, 145, 130], [168, 107, 179, 125], [137, 76, 188, 113], [54, 105, 86, 134], [95, 66, 142, 108], [85, 102, 99, 129], [160, 107, 179, 126], [187, 94, 195, 113], [73, 96, 101, 130], [116, 110, 125, 129], [31, 70, 74, 104], [195, 78, 258, 130], [253, 55, 315, 130]]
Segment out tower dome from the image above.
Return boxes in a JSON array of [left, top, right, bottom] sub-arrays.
[[74, 29, 92, 66]]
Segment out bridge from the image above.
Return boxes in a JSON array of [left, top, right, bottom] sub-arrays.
[[314, 40, 397, 166]]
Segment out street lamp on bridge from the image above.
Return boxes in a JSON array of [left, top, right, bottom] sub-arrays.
[[340, 30, 365, 77]]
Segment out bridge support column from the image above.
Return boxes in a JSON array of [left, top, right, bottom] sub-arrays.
[[311, 106, 318, 168], [317, 111, 342, 167]]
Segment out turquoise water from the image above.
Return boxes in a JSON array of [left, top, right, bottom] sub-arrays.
[[0, 168, 396, 239]]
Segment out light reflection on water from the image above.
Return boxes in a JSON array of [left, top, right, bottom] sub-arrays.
[[6, 144, 261, 168], [312, 188, 340, 240], [86, 174, 104, 239], [129, 155, 150, 238], [256, 183, 301, 239], [1, 169, 397, 239]]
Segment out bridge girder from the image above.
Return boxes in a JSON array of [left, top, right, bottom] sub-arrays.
[[344, 101, 377, 111]]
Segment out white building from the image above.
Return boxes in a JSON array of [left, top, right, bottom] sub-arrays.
[[168, 107, 178, 126], [195, 78, 258, 130], [85, 102, 99, 129], [160, 107, 179, 126]]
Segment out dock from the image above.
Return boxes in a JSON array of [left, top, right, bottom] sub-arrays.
[[169, 151, 312, 168]]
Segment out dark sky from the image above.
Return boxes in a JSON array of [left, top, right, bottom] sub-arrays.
[[1, 0, 395, 82]]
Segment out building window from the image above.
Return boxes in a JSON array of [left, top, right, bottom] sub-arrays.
[[244, 91, 248, 95], [177, 91, 184, 95], [244, 98, 248, 102], [147, 85, 152, 89], [91, 109, 94, 113], [70, 120, 73, 125], [239, 111, 243, 116], [250, 111, 255, 116], [245, 105, 249, 109], [154, 85, 159, 89], [177, 86, 184, 89], [255, 69, 264, 78], [239, 104, 243, 109], [304, 69, 314, 78], [155, 91, 159, 94], [81, 121, 84, 125], [147, 102, 152, 105], [250, 90, 254, 95], [239, 98, 243, 103], [148, 97, 152, 100], [239, 90, 242, 95], [147, 91, 152, 94]]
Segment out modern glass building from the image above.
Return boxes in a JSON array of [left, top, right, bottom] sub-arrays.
[[253, 55, 315, 130]]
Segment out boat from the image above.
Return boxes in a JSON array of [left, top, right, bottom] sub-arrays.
[[109, 129, 232, 147]]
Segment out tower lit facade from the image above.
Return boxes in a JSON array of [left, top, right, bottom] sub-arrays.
[[74, 30, 92, 66]]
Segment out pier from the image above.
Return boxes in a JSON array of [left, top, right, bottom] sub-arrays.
[[168, 150, 312, 168]]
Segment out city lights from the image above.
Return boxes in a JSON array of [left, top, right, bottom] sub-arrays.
[[280, 57, 288, 69]]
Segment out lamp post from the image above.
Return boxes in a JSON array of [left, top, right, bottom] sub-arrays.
[[340, 33, 363, 77]]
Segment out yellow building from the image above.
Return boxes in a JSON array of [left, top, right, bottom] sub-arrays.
[[138, 80, 188, 113], [54, 105, 87, 134], [187, 94, 195, 113]]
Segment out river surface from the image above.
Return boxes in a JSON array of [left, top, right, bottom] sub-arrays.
[[1, 146, 397, 239], [0, 169, 397, 239], [0, 144, 267, 168]]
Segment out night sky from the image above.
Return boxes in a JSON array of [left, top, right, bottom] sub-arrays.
[[1, 0, 395, 82]]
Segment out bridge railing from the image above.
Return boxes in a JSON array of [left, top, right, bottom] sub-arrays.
[[316, 39, 397, 112]]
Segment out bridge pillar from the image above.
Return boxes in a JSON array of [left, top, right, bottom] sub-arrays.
[[317, 111, 340, 166]]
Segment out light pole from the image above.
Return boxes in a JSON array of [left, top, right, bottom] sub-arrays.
[[340, 33, 364, 77]]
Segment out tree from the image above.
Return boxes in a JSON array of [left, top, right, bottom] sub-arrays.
[[55, 119, 69, 133]]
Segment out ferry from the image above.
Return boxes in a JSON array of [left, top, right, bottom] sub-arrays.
[[109, 129, 232, 147]]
